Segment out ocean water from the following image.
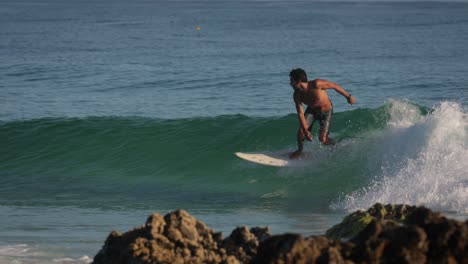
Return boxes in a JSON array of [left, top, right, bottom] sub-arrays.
[[1, 0, 468, 263]]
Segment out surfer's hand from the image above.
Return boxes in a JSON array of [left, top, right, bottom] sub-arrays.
[[347, 95, 356, 105], [305, 131, 313, 141]]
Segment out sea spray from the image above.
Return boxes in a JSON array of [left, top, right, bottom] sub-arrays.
[[333, 101, 468, 213]]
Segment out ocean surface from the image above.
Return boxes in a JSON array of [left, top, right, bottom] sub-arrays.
[[1, 0, 468, 263]]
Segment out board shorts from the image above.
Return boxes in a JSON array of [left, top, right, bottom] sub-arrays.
[[304, 107, 333, 134]]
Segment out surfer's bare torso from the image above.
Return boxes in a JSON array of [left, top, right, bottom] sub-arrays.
[[293, 79, 332, 113]]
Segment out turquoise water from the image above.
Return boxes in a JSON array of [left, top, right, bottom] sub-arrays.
[[1, 1, 468, 263]]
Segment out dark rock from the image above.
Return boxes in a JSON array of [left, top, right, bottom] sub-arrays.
[[253, 233, 321, 263], [223, 226, 270, 263], [94, 205, 467, 264], [406, 207, 468, 263], [325, 210, 374, 240], [325, 203, 418, 240], [254, 234, 351, 264], [350, 219, 428, 263], [93, 209, 233, 264]]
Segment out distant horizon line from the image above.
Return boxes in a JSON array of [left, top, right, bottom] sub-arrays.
[[8, 0, 468, 2], [149, 0, 468, 2]]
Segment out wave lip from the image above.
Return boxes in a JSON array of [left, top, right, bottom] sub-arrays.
[[333, 101, 468, 214]]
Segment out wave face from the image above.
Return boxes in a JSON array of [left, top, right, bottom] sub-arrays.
[[1, 100, 467, 213]]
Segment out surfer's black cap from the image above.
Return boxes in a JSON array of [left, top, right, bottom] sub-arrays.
[[289, 68, 307, 83]]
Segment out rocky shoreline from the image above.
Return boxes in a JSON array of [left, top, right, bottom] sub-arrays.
[[93, 204, 467, 264]]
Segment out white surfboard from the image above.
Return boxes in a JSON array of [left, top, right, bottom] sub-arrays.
[[235, 152, 289, 167]]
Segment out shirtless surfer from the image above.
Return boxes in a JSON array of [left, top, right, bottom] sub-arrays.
[[289, 68, 356, 159]]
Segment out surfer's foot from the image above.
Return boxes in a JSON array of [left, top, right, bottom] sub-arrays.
[[319, 133, 335, 145], [322, 138, 335, 145], [319, 135, 335, 145], [289, 150, 303, 159]]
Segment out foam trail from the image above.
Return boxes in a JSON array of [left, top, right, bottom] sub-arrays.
[[334, 101, 468, 213], [0, 244, 91, 264]]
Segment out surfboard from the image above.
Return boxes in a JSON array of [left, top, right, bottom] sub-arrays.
[[235, 152, 289, 167]]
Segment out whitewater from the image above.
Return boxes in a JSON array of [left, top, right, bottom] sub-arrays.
[[333, 101, 468, 214]]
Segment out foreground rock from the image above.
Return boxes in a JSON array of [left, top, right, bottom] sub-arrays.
[[325, 203, 418, 240], [93, 209, 270, 264], [93, 204, 467, 264]]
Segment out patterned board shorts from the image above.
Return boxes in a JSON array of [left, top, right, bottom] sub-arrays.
[[304, 107, 333, 134]]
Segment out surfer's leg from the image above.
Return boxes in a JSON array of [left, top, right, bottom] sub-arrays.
[[290, 129, 305, 159], [291, 110, 314, 158], [319, 131, 335, 145], [296, 127, 305, 152], [291, 130, 306, 158], [300, 109, 315, 149], [318, 110, 335, 145]]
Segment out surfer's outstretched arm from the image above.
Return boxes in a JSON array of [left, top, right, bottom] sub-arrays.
[[316, 79, 356, 105]]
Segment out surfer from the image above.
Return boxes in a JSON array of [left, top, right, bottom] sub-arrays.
[[289, 68, 356, 159]]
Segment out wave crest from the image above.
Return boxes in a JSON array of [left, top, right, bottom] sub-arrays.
[[333, 101, 468, 213]]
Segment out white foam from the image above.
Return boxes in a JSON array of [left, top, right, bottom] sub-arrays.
[[0, 244, 38, 264], [333, 100, 468, 213], [0, 244, 91, 264], [386, 99, 425, 128], [261, 189, 288, 198], [0, 244, 34, 257], [53, 256, 92, 263]]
